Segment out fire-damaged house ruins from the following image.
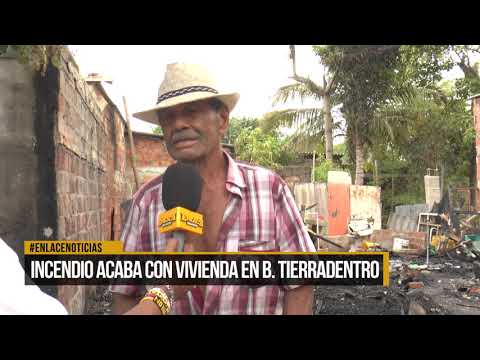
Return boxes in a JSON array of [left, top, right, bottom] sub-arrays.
[[1, 46, 480, 314], [290, 94, 480, 315]]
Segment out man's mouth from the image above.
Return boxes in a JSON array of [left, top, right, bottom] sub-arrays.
[[171, 130, 200, 149], [172, 138, 198, 148]]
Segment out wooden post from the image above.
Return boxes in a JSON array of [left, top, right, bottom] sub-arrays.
[[391, 173, 394, 215], [123, 96, 140, 191], [311, 150, 316, 183]]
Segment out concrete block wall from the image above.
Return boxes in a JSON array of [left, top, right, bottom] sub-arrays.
[[0, 57, 39, 257], [350, 185, 382, 230]]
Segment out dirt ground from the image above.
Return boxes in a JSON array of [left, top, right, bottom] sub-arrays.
[[86, 255, 480, 315]]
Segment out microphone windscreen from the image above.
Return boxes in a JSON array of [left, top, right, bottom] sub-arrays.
[[162, 162, 203, 211]]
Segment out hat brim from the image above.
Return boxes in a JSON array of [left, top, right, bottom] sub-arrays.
[[132, 91, 240, 125]]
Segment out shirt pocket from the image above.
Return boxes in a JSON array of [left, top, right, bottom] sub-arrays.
[[238, 238, 278, 252]]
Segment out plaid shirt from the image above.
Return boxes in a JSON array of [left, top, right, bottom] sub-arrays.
[[110, 151, 315, 314]]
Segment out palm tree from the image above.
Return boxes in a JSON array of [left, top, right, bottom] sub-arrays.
[[262, 46, 337, 161], [261, 106, 324, 155]]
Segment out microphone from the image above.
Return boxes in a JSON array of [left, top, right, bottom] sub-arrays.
[[157, 162, 204, 252]]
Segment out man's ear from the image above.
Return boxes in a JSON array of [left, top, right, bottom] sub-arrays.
[[217, 106, 230, 137]]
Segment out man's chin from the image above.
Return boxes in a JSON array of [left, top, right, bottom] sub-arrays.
[[171, 149, 204, 163]]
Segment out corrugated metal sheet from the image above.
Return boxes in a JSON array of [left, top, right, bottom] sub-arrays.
[[387, 214, 418, 232], [294, 181, 383, 235], [387, 203, 429, 232], [395, 204, 429, 217], [293, 183, 328, 225]]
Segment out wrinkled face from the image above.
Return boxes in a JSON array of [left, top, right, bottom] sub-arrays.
[[157, 99, 229, 162]]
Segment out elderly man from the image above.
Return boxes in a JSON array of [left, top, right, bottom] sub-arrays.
[[110, 63, 316, 315]]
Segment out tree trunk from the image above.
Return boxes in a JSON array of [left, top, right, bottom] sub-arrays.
[[323, 94, 334, 162], [354, 128, 365, 185]]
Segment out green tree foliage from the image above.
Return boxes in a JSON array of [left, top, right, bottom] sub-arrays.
[[153, 126, 163, 136], [235, 127, 292, 171], [314, 161, 335, 182], [317, 45, 410, 185], [367, 82, 475, 223], [313, 143, 349, 182], [225, 117, 258, 144], [230, 117, 298, 171], [313, 45, 480, 186]]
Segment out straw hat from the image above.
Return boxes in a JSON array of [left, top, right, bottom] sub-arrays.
[[133, 63, 240, 125]]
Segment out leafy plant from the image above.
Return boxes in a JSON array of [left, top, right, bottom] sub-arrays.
[[0, 45, 63, 76], [234, 126, 296, 171]]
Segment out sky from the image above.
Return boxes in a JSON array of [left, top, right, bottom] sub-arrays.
[[68, 45, 476, 135], [68, 45, 325, 133]]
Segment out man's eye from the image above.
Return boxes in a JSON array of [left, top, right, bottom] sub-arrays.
[[159, 113, 172, 124], [184, 107, 197, 115]]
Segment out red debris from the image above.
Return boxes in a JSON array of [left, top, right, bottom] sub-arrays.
[[407, 282, 425, 290], [468, 287, 480, 295]]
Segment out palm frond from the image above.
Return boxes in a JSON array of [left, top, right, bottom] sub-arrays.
[[284, 128, 324, 153], [371, 85, 445, 146], [261, 108, 324, 134], [272, 83, 321, 106]]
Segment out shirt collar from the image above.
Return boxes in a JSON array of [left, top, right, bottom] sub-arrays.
[[223, 151, 246, 196]]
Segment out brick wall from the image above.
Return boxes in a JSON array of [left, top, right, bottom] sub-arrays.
[[54, 48, 134, 314], [128, 132, 236, 186], [127, 132, 175, 185]]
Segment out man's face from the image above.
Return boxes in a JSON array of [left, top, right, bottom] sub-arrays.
[[157, 99, 229, 162]]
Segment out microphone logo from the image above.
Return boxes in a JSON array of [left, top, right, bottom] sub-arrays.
[[157, 207, 204, 235]]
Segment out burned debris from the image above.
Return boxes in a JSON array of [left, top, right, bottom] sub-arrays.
[[296, 172, 480, 315]]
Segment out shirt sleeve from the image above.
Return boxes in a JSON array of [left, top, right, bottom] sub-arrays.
[[109, 199, 146, 298], [275, 181, 316, 291]]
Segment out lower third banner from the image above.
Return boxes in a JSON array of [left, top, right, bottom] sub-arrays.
[[24, 253, 388, 286]]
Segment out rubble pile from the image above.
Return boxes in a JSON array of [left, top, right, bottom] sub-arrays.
[[314, 252, 480, 315], [311, 194, 480, 315]]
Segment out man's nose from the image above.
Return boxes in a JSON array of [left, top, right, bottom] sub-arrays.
[[170, 114, 191, 130]]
